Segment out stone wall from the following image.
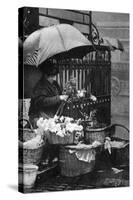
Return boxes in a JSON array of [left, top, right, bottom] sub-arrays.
[[92, 11, 129, 138], [38, 8, 91, 35]]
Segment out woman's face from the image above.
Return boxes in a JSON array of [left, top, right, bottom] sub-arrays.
[[47, 75, 57, 83]]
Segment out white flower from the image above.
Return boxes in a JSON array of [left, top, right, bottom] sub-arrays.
[[34, 128, 44, 136], [90, 95, 97, 101], [74, 125, 83, 131], [37, 117, 44, 128], [53, 115, 59, 121], [62, 128, 66, 136], [66, 123, 74, 132], [56, 130, 64, 137], [60, 116, 64, 122], [55, 123, 61, 132], [66, 122, 83, 133], [23, 135, 43, 149], [64, 117, 73, 124]]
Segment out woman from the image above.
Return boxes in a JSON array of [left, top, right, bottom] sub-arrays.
[[29, 60, 68, 128], [29, 61, 68, 164]]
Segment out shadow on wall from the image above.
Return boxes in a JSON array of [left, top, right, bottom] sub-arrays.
[[111, 95, 129, 116], [24, 65, 42, 98], [111, 95, 129, 140]]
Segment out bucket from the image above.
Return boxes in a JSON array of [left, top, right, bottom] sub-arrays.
[[19, 164, 38, 188], [84, 125, 110, 144]]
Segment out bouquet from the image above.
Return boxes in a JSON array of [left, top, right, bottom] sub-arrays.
[[36, 115, 84, 144], [63, 78, 77, 97], [20, 128, 45, 149]]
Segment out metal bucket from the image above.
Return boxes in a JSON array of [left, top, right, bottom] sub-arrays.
[[19, 164, 38, 188]]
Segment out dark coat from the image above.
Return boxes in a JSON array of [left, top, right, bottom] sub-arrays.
[[29, 77, 62, 125], [29, 77, 61, 160]]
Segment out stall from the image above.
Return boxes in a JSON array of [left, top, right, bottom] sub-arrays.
[[18, 8, 129, 192]]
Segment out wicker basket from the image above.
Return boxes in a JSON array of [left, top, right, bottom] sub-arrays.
[[19, 119, 36, 142], [112, 143, 129, 166], [47, 131, 79, 145], [59, 145, 96, 177], [19, 143, 45, 165], [109, 124, 129, 166], [84, 125, 110, 144]]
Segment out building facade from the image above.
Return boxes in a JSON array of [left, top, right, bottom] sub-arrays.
[[92, 11, 129, 138]]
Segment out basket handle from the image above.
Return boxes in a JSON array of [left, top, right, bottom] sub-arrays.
[[111, 124, 129, 132], [107, 123, 129, 138], [19, 118, 34, 131], [56, 101, 66, 116], [37, 163, 58, 175], [56, 95, 71, 117]]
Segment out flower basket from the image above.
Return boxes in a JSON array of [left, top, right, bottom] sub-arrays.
[[37, 116, 84, 145], [59, 145, 96, 177], [47, 131, 73, 145], [19, 143, 45, 165], [19, 119, 36, 142], [46, 130, 83, 145]]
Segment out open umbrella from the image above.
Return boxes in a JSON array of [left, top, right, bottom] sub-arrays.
[[100, 37, 124, 51], [23, 24, 92, 67]]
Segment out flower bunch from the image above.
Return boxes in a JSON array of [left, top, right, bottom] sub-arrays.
[[23, 135, 44, 149], [63, 78, 77, 96], [36, 115, 83, 138]]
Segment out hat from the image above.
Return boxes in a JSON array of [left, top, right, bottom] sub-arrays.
[[39, 60, 59, 76]]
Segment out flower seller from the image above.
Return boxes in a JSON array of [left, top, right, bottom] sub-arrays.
[[29, 60, 68, 128]]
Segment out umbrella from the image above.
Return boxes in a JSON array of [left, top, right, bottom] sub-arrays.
[[100, 37, 124, 51], [23, 24, 92, 67]]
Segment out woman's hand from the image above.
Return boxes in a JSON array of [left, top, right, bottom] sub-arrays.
[[59, 95, 69, 101], [90, 94, 97, 101]]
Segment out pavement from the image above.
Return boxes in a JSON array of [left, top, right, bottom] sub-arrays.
[[19, 145, 129, 193]]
